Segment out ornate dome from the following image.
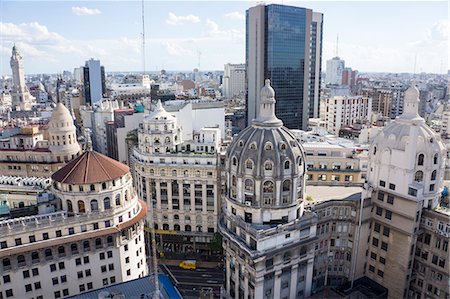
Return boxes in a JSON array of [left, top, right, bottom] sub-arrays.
[[225, 80, 306, 216], [49, 103, 73, 127], [144, 100, 175, 123], [48, 103, 80, 156]]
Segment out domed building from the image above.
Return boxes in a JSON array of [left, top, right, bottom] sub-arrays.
[[0, 102, 82, 177], [358, 85, 447, 298], [0, 150, 147, 298], [220, 80, 318, 298]]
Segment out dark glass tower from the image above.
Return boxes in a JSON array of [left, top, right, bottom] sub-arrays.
[[246, 4, 323, 130]]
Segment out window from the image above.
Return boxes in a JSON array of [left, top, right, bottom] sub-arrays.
[[374, 222, 381, 233], [265, 258, 273, 269], [376, 207, 382, 216], [77, 271, 83, 278], [372, 238, 379, 247], [90, 199, 98, 211], [245, 160, 253, 170], [52, 277, 59, 285], [23, 270, 30, 278], [284, 161, 290, 169], [61, 275, 67, 283], [0, 241, 6, 249], [25, 284, 32, 292], [107, 251, 113, 258], [379, 256, 386, 264], [83, 257, 89, 264], [408, 188, 417, 197], [54, 290, 61, 298], [369, 265, 375, 272], [389, 183, 396, 190], [383, 227, 390, 237], [3, 275, 10, 283], [264, 161, 273, 170], [29, 235, 36, 242], [377, 192, 384, 201], [381, 242, 388, 251], [34, 281, 41, 289], [79, 284, 86, 292], [100, 252, 105, 260], [101, 265, 107, 273], [431, 170, 437, 181], [433, 153, 438, 164], [377, 270, 384, 277], [15, 238, 22, 246], [417, 154, 424, 166], [50, 264, 57, 272], [104, 197, 111, 210], [32, 268, 39, 276], [385, 210, 392, 220], [414, 171, 423, 182], [370, 252, 377, 260], [76, 258, 81, 266], [429, 184, 435, 192], [85, 269, 91, 277], [59, 262, 65, 270], [5, 289, 13, 298], [379, 180, 386, 187], [387, 195, 394, 204], [108, 263, 114, 271]]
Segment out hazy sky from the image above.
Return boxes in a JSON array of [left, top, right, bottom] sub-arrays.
[[0, 1, 448, 75]]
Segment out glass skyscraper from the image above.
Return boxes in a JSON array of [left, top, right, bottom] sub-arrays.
[[246, 4, 323, 130]]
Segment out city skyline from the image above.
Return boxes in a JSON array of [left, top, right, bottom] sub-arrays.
[[0, 1, 448, 75]]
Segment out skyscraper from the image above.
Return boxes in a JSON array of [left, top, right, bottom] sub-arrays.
[[246, 4, 323, 130], [10, 45, 34, 111], [325, 57, 345, 85], [83, 59, 106, 105]]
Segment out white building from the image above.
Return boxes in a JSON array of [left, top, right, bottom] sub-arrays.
[[0, 150, 147, 298], [325, 57, 345, 85], [10, 45, 35, 111], [132, 100, 221, 254], [223, 63, 246, 99], [321, 95, 372, 134], [220, 80, 317, 298]]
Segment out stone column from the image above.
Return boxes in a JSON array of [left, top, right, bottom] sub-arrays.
[[155, 180, 161, 210], [305, 258, 314, 297], [244, 274, 249, 299], [167, 180, 173, 212], [274, 269, 282, 297], [202, 183, 207, 214], [178, 182, 184, 211], [254, 276, 265, 299], [290, 264, 298, 299]]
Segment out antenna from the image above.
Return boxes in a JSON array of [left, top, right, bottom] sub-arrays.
[[141, 0, 146, 75], [335, 34, 339, 58], [197, 50, 202, 70]]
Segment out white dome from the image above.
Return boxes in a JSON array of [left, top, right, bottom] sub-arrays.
[[144, 100, 175, 123], [49, 103, 73, 127]]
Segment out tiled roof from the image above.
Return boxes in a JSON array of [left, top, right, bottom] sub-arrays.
[[52, 151, 129, 184]]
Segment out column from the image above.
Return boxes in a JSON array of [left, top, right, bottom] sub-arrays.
[[234, 263, 239, 299], [244, 274, 249, 299], [254, 276, 265, 299], [190, 182, 195, 212], [155, 180, 161, 210], [202, 182, 207, 214], [274, 269, 282, 297], [226, 254, 231, 294], [178, 182, 184, 211], [290, 264, 298, 299], [167, 180, 173, 212], [305, 258, 314, 297]]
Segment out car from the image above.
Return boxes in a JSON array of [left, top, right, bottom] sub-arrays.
[[179, 260, 197, 270]]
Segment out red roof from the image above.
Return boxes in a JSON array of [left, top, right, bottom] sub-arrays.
[[52, 151, 129, 184]]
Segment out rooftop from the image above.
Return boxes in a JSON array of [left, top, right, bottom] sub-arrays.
[[305, 185, 362, 204]]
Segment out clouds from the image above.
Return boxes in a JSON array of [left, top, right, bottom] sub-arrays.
[[205, 19, 244, 43], [166, 12, 200, 26], [427, 20, 449, 42], [163, 42, 194, 57], [224, 11, 245, 21], [72, 6, 101, 16]]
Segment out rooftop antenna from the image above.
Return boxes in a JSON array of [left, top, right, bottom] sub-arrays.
[[141, 0, 146, 75], [197, 50, 202, 70], [335, 34, 339, 58]]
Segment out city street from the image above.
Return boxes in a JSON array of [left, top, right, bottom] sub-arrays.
[[161, 264, 224, 299]]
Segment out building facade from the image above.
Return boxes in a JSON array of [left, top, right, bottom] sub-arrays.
[[0, 103, 82, 177], [132, 101, 221, 254], [10, 45, 34, 111], [325, 57, 345, 86], [246, 4, 323, 130], [83, 59, 106, 106], [220, 80, 318, 298], [0, 150, 147, 298], [223, 63, 246, 99]]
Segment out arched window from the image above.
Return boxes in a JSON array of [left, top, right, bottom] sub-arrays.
[[263, 181, 274, 205], [95, 238, 102, 249], [414, 171, 424, 182], [174, 224, 180, 231], [185, 225, 191, 231], [264, 161, 273, 171], [163, 224, 169, 230], [67, 200, 73, 213], [265, 142, 273, 150], [107, 236, 113, 245], [165, 137, 170, 143], [174, 214, 179, 220], [78, 200, 85, 213], [58, 246, 65, 256], [297, 157, 303, 166], [280, 143, 286, 150], [104, 197, 111, 210], [71, 243, 78, 254], [434, 154, 438, 165], [283, 180, 291, 192], [244, 179, 254, 193], [417, 154, 424, 166], [31, 252, 39, 262], [3, 258, 11, 268], [45, 249, 52, 258], [17, 255, 25, 265], [115, 194, 121, 206], [238, 140, 244, 147], [232, 157, 237, 166], [249, 143, 257, 150], [431, 170, 437, 181], [83, 241, 90, 251], [197, 225, 202, 232], [231, 175, 237, 187], [90, 199, 98, 211], [284, 161, 290, 170], [246, 159, 253, 170], [90, 184, 95, 191]]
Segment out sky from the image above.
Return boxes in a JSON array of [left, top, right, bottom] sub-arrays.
[[0, 1, 449, 75]]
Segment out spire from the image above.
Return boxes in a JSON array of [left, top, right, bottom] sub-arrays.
[[253, 79, 283, 127], [399, 84, 421, 120]]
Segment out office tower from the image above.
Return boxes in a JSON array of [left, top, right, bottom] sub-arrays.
[[0, 150, 147, 298], [83, 59, 106, 105], [357, 85, 447, 298], [223, 63, 246, 99], [220, 80, 317, 298], [326, 57, 345, 85], [10, 45, 34, 111], [246, 4, 323, 130]]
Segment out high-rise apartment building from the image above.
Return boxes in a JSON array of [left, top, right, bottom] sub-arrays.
[[246, 4, 323, 130], [223, 63, 246, 99], [10, 45, 34, 111], [83, 59, 106, 106], [325, 57, 345, 85]]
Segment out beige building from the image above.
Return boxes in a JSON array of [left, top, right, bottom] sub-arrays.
[[0, 103, 82, 177]]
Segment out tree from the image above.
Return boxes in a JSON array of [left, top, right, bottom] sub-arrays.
[[209, 232, 223, 253]]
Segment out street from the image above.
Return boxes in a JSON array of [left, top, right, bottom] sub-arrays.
[[161, 264, 224, 299]]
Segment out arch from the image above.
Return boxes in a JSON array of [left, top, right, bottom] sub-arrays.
[[95, 238, 102, 249], [197, 225, 202, 232], [71, 243, 78, 253], [434, 153, 438, 165], [297, 157, 302, 166], [185, 225, 191, 231], [431, 170, 437, 181], [58, 246, 65, 256], [83, 241, 90, 251], [264, 161, 273, 171], [67, 200, 73, 213], [417, 154, 424, 166], [284, 160, 290, 170], [280, 143, 287, 150], [78, 200, 85, 213], [104, 197, 111, 209], [31, 252, 39, 261], [414, 171, 424, 182], [231, 175, 237, 187], [174, 224, 180, 231], [115, 194, 121, 206], [232, 156, 237, 166], [249, 142, 257, 150], [244, 179, 254, 193], [17, 255, 25, 265], [263, 181, 274, 205], [44, 248, 52, 258], [90, 199, 98, 211], [163, 224, 169, 230], [238, 140, 244, 147], [107, 236, 113, 245], [265, 142, 273, 150], [245, 159, 254, 170], [3, 258, 11, 268]]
